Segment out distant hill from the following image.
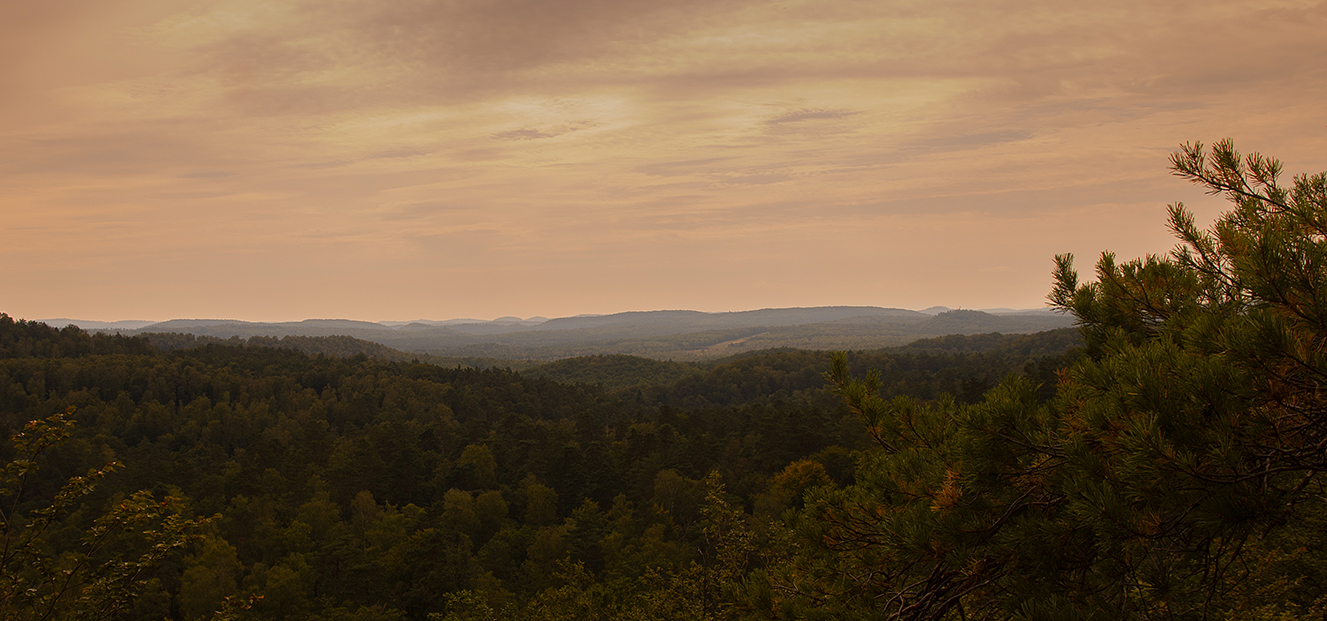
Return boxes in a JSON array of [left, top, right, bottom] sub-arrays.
[[655, 328, 1082, 406], [136, 332, 547, 370], [529, 306, 922, 331], [896, 327, 1081, 356], [909, 309, 1070, 334], [525, 328, 1082, 406], [143, 332, 416, 360], [524, 355, 701, 391], [142, 318, 393, 335], [91, 306, 1074, 360], [36, 318, 158, 330]]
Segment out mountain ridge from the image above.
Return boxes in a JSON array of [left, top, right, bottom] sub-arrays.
[[60, 305, 1071, 360]]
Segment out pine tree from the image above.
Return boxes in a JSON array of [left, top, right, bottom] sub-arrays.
[[773, 140, 1327, 620]]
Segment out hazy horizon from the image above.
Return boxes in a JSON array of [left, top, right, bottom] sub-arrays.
[[29, 302, 1055, 327], [4, 0, 1325, 322]]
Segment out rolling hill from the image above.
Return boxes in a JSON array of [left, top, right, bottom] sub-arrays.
[[91, 306, 1074, 360]]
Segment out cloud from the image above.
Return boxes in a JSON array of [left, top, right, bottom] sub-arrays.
[[905, 130, 1035, 154], [765, 109, 859, 125], [3, 0, 1326, 320], [491, 129, 556, 141]]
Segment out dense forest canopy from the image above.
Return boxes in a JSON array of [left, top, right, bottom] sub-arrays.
[[5, 140, 1327, 620], [0, 312, 1075, 621]]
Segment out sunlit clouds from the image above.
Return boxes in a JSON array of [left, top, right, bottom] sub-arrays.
[[2, 0, 1325, 321]]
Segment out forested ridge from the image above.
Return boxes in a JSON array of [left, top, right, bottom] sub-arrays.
[[0, 313, 1073, 620], [99, 308, 1073, 361], [7, 141, 1327, 620]]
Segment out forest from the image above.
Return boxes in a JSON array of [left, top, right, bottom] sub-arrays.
[[1, 314, 1077, 621], [4, 140, 1327, 620]]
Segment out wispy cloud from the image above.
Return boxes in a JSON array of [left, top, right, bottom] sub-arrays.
[[765, 109, 858, 125], [492, 129, 560, 141], [1, 0, 1325, 320]]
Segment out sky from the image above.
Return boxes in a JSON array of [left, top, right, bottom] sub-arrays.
[[2, 0, 1325, 323]]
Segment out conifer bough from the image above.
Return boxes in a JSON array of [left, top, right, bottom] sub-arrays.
[[805, 140, 1327, 621]]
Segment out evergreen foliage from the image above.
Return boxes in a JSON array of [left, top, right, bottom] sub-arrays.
[[0, 312, 1062, 620], [523, 355, 701, 392], [788, 140, 1327, 620]]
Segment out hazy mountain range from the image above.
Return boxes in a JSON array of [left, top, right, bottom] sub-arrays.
[[43, 306, 1073, 360]]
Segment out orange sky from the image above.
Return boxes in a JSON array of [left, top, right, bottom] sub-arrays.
[[3, 0, 1325, 322]]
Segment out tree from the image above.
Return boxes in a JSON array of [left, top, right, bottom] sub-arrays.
[[782, 140, 1327, 620], [1045, 139, 1327, 618], [2, 408, 209, 620]]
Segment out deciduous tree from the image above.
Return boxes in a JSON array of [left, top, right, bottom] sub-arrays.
[[2, 408, 209, 621]]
